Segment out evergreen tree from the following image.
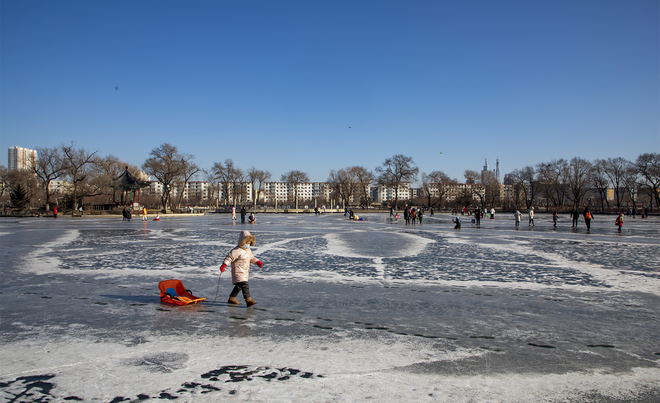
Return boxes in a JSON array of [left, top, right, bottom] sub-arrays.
[[10, 183, 30, 212]]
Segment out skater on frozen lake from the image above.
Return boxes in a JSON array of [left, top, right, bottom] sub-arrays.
[[219, 230, 263, 307], [514, 210, 522, 227], [453, 216, 461, 229], [528, 207, 535, 227]]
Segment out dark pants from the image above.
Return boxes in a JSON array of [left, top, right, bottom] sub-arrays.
[[230, 282, 250, 299]]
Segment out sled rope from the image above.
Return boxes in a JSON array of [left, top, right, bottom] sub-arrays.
[[213, 272, 222, 303]]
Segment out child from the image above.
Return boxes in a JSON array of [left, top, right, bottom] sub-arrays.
[[615, 213, 624, 232], [553, 211, 558, 227], [220, 230, 263, 306]]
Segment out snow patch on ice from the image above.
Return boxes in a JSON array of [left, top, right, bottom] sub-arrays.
[[20, 229, 79, 275], [442, 231, 660, 295], [1, 335, 657, 402]]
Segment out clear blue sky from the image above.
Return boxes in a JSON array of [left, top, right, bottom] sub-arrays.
[[1, 0, 658, 184]]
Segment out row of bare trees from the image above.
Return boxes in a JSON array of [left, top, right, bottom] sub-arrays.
[[506, 154, 660, 212], [0, 142, 145, 213], [3, 141, 657, 214]]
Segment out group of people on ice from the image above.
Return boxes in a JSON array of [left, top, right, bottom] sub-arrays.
[[445, 205, 641, 233], [496, 207, 636, 232], [402, 206, 424, 225], [231, 206, 256, 224]]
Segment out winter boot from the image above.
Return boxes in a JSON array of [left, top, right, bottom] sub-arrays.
[[245, 297, 257, 307], [227, 297, 240, 305]]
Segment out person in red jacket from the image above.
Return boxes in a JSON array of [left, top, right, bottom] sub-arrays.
[[615, 213, 624, 232]]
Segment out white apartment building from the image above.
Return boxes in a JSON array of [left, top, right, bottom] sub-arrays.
[[47, 180, 72, 194], [217, 182, 252, 204], [8, 146, 37, 171], [146, 181, 253, 205], [179, 181, 211, 202], [371, 183, 411, 204], [422, 183, 485, 202], [262, 182, 331, 205]]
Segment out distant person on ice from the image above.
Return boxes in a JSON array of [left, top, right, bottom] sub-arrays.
[[514, 210, 522, 227], [615, 213, 624, 232], [583, 207, 593, 231], [529, 207, 535, 227], [453, 216, 461, 229], [571, 209, 580, 228], [219, 230, 263, 307]]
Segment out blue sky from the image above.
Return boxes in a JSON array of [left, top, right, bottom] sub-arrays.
[[1, 0, 658, 184]]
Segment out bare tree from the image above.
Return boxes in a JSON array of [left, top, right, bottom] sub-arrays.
[[537, 159, 568, 211], [247, 167, 271, 206], [635, 153, 660, 213], [564, 157, 593, 209], [281, 170, 310, 209], [353, 166, 374, 207], [375, 155, 418, 209], [142, 143, 185, 212], [600, 157, 630, 209], [175, 155, 201, 209], [211, 159, 243, 206], [590, 160, 611, 213], [508, 166, 538, 209], [621, 165, 640, 213], [464, 170, 480, 184], [481, 171, 501, 208], [60, 142, 100, 212], [33, 147, 68, 210], [422, 171, 455, 208], [327, 168, 358, 209]]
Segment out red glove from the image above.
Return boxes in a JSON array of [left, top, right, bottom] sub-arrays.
[[255, 261, 263, 268], [220, 264, 226, 273]]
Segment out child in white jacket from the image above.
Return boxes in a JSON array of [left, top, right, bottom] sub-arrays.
[[220, 230, 263, 306]]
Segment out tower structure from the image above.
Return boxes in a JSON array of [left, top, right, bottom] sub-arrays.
[[8, 146, 37, 171], [495, 158, 501, 183]]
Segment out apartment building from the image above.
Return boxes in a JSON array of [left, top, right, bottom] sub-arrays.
[[371, 183, 411, 204], [262, 182, 331, 204], [8, 146, 37, 171]]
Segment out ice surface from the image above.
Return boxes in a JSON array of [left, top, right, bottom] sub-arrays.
[[1, 212, 659, 402]]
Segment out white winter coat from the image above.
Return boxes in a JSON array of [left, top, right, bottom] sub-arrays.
[[223, 230, 258, 284]]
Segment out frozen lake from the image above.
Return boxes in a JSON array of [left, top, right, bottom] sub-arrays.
[[1, 212, 659, 402]]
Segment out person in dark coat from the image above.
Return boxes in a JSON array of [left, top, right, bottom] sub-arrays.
[[571, 209, 580, 228]]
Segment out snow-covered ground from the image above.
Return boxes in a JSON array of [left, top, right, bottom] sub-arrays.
[[1, 212, 659, 402]]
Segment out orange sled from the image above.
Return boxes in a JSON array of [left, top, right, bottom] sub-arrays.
[[158, 279, 207, 306]]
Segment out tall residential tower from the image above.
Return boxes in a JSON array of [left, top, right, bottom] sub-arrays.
[[8, 146, 38, 171]]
